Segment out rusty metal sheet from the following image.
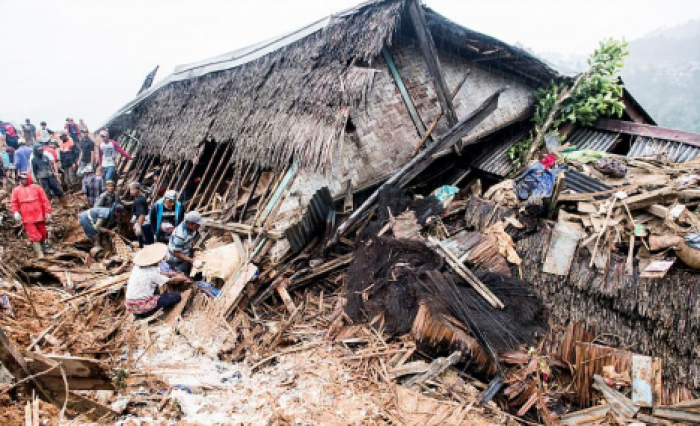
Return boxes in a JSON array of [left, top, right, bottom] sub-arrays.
[[632, 354, 653, 407]]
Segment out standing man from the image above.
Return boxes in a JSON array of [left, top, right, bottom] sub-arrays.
[[13, 139, 32, 174], [77, 128, 95, 177], [1, 121, 20, 160], [22, 119, 37, 144], [81, 166, 104, 206], [150, 190, 183, 243], [58, 131, 80, 186], [11, 173, 52, 258], [65, 118, 80, 145], [95, 180, 121, 208], [30, 143, 64, 203], [166, 211, 204, 275], [78, 119, 89, 134], [39, 122, 53, 144], [129, 182, 154, 247], [98, 130, 132, 183]]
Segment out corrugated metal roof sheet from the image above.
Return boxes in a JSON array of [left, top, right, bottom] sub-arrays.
[[627, 136, 700, 163], [567, 127, 619, 152], [563, 170, 613, 195], [470, 131, 527, 177], [470, 127, 620, 177]]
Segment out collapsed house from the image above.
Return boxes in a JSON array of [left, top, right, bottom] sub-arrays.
[[2, 0, 700, 423]]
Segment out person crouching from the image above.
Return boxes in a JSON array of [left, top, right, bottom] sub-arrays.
[[125, 243, 190, 319], [78, 203, 128, 252], [165, 211, 205, 275]]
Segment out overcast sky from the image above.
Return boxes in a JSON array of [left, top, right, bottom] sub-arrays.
[[1, 0, 699, 130]]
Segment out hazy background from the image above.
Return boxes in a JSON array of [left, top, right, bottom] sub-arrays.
[[1, 0, 699, 131]]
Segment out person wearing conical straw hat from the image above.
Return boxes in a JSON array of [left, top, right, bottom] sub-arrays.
[[125, 242, 190, 318]]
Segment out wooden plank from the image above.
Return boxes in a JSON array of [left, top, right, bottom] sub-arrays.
[[276, 285, 298, 315], [595, 118, 700, 147], [382, 47, 427, 137], [165, 289, 193, 325], [0, 325, 55, 402], [407, 0, 458, 128]]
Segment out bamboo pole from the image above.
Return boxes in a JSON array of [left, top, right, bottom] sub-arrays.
[[196, 144, 233, 211], [187, 143, 224, 210]]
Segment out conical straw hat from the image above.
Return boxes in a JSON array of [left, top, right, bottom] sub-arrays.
[[133, 243, 168, 267]]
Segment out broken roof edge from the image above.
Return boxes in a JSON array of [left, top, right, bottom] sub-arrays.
[[102, 0, 564, 132], [101, 0, 400, 130]]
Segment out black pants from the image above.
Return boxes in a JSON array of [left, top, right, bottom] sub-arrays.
[[134, 292, 182, 319], [40, 175, 64, 197]]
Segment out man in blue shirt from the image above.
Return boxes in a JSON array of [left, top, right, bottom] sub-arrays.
[[14, 139, 33, 174], [166, 210, 204, 275]]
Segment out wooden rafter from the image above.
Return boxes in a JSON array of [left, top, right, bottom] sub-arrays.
[[408, 0, 458, 128]]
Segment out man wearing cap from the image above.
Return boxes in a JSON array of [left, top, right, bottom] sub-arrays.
[[95, 180, 121, 208], [81, 165, 104, 206], [97, 129, 132, 182], [129, 182, 154, 247], [10, 173, 51, 259], [30, 143, 64, 203], [125, 243, 189, 318], [78, 203, 128, 251], [166, 210, 204, 274], [150, 190, 183, 243], [77, 128, 95, 177]]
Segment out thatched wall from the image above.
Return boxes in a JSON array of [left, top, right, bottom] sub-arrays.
[[464, 196, 700, 394], [125, 0, 405, 170]]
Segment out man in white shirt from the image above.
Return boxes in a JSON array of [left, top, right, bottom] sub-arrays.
[[125, 243, 190, 318]]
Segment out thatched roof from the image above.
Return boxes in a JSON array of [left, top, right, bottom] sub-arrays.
[[105, 0, 561, 171]]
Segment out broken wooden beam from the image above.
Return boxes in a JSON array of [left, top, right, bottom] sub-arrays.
[[408, 0, 458, 128], [595, 117, 700, 147], [203, 221, 283, 239], [404, 351, 461, 387]]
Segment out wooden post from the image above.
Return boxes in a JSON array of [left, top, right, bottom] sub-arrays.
[[238, 168, 261, 222], [149, 161, 172, 203], [166, 161, 185, 192], [196, 144, 232, 211], [187, 143, 223, 209], [408, 0, 458, 129]]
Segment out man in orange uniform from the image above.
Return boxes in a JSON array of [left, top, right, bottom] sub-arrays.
[[10, 173, 52, 259]]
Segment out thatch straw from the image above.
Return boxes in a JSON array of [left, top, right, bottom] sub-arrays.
[[121, 0, 405, 172]]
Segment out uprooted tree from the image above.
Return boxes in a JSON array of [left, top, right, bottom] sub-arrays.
[[508, 39, 629, 170]]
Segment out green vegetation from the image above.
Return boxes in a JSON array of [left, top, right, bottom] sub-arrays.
[[508, 39, 628, 170]]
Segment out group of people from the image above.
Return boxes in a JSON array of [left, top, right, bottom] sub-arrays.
[[0, 118, 133, 196], [77, 184, 205, 319]]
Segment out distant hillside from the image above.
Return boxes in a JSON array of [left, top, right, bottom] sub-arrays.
[[542, 20, 700, 133]]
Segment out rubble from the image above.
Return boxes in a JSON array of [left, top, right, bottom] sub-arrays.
[[2, 0, 700, 424]]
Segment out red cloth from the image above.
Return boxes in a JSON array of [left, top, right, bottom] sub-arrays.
[[44, 146, 59, 161], [540, 154, 556, 169], [10, 184, 51, 224], [24, 222, 47, 243]]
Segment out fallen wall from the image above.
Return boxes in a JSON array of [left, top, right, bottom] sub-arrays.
[[464, 196, 700, 395]]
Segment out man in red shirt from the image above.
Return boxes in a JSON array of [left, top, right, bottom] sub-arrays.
[[10, 173, 52, 258]]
